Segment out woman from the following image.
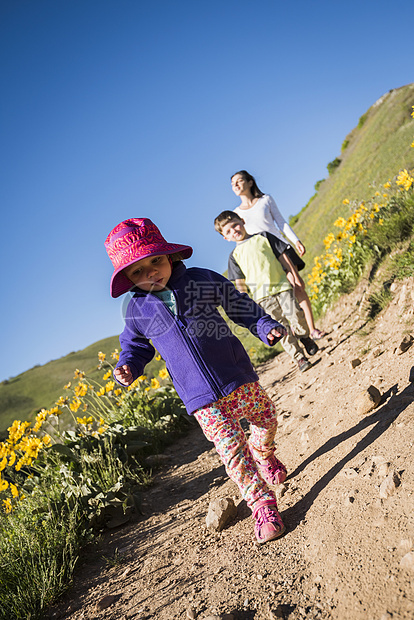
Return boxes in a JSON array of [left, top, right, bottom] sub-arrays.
[[231, 170, 325, 340]]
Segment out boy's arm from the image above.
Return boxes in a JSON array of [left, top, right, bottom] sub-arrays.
[[235, 278, 249, 294]]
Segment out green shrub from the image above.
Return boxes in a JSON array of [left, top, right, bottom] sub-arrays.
[[327, 157, 342, 175]]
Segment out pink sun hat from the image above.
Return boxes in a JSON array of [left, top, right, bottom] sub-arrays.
[[105, 218, 193, 298]]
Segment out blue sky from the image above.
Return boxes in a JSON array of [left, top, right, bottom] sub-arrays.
[[1, 0, 413, 381]]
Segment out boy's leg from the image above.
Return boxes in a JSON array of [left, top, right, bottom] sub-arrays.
[[277, 290, 309, 338], [259, 295, 306, 362]]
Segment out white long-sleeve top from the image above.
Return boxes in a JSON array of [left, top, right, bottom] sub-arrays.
[[234, 194, 300, 247]]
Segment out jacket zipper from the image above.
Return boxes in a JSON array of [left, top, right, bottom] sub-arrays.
[[167, 291, 223, 402]]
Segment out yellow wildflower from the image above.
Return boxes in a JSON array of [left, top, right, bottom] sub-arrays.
[[323, 233, 335, 249], [96, 387, 105, 396], [334, 217, 346, 228], [396, 169, 414, 191], [379, 219, 384, 225], [138, 375, 147, 382], [155, 354, 161, 361], [74, 369, 85, 379], [74, 382, 88, 397], [105, 381, 115, 393], [159, 368, 169, 380], [10, 483, 19, 498], [349, 235, 356, 244], [77, 416, 93, 425], [151, 378, 160, 390], [0, 478, 8, 492], [2, 498, 12, 513], [64, 382, 71, 390], [111, 349, 120, 360], [19, 436, 44, 459], [103, 370, 112, 380], [69, 398, 82, 412], [383, 181, 391, 189], [98, 351, 106, 362], [342, 198, 349, 205]]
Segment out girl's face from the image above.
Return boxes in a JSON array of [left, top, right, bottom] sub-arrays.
[[231, 173, 253, 197], [124, 254, 172, 292]]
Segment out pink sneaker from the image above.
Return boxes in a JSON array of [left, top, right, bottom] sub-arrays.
[[255, 454, 287, 486], [253, 499, 285, 543]]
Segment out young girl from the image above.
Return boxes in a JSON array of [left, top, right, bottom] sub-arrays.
[[105, 217, 289, 544], [231, 170, 325, 340]]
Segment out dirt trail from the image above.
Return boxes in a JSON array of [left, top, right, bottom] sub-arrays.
[[47, 277, 414, 620]]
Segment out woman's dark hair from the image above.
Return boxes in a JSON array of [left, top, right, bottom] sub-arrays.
[[231, 170, 264, 198]]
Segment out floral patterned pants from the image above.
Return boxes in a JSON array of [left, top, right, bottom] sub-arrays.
[[193, 381, 279, 510]]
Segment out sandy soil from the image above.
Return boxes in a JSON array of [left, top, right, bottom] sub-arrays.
[[46, 276, 414, 620]]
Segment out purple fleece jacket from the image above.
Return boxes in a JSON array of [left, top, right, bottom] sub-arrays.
[[115, 262, 283, 414]]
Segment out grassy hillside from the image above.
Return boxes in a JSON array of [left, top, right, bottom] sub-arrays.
[[0, 336, 119, 431], [294, 82, 414, 272]]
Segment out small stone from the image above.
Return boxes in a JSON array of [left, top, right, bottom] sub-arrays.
[[341, 467, 359, 478], [378, 462, 391, 477], [379, 470, 400, 499], [397, 334, 413, 354], [276, 483, 287, 499], [356, 385, 381, 415], [120, 567, 131, 579], [400, 538, 413, 553], [186, 607, 196, 619], [205, 497, 237, 532], [380, 613, 393, 620], [400, 551, 414, 571], [96, 594, 117, 611], [370, 346, 383, 358], [144, 454, 170, 466], [350, 358, 362, 368]]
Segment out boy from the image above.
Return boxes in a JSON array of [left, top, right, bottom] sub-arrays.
[[214, 211, 318, 372]]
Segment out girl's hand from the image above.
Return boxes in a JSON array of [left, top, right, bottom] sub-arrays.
[[267, 326, 287, 344], [296, 240, 306, 256], [114, 364, 134, 386]]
